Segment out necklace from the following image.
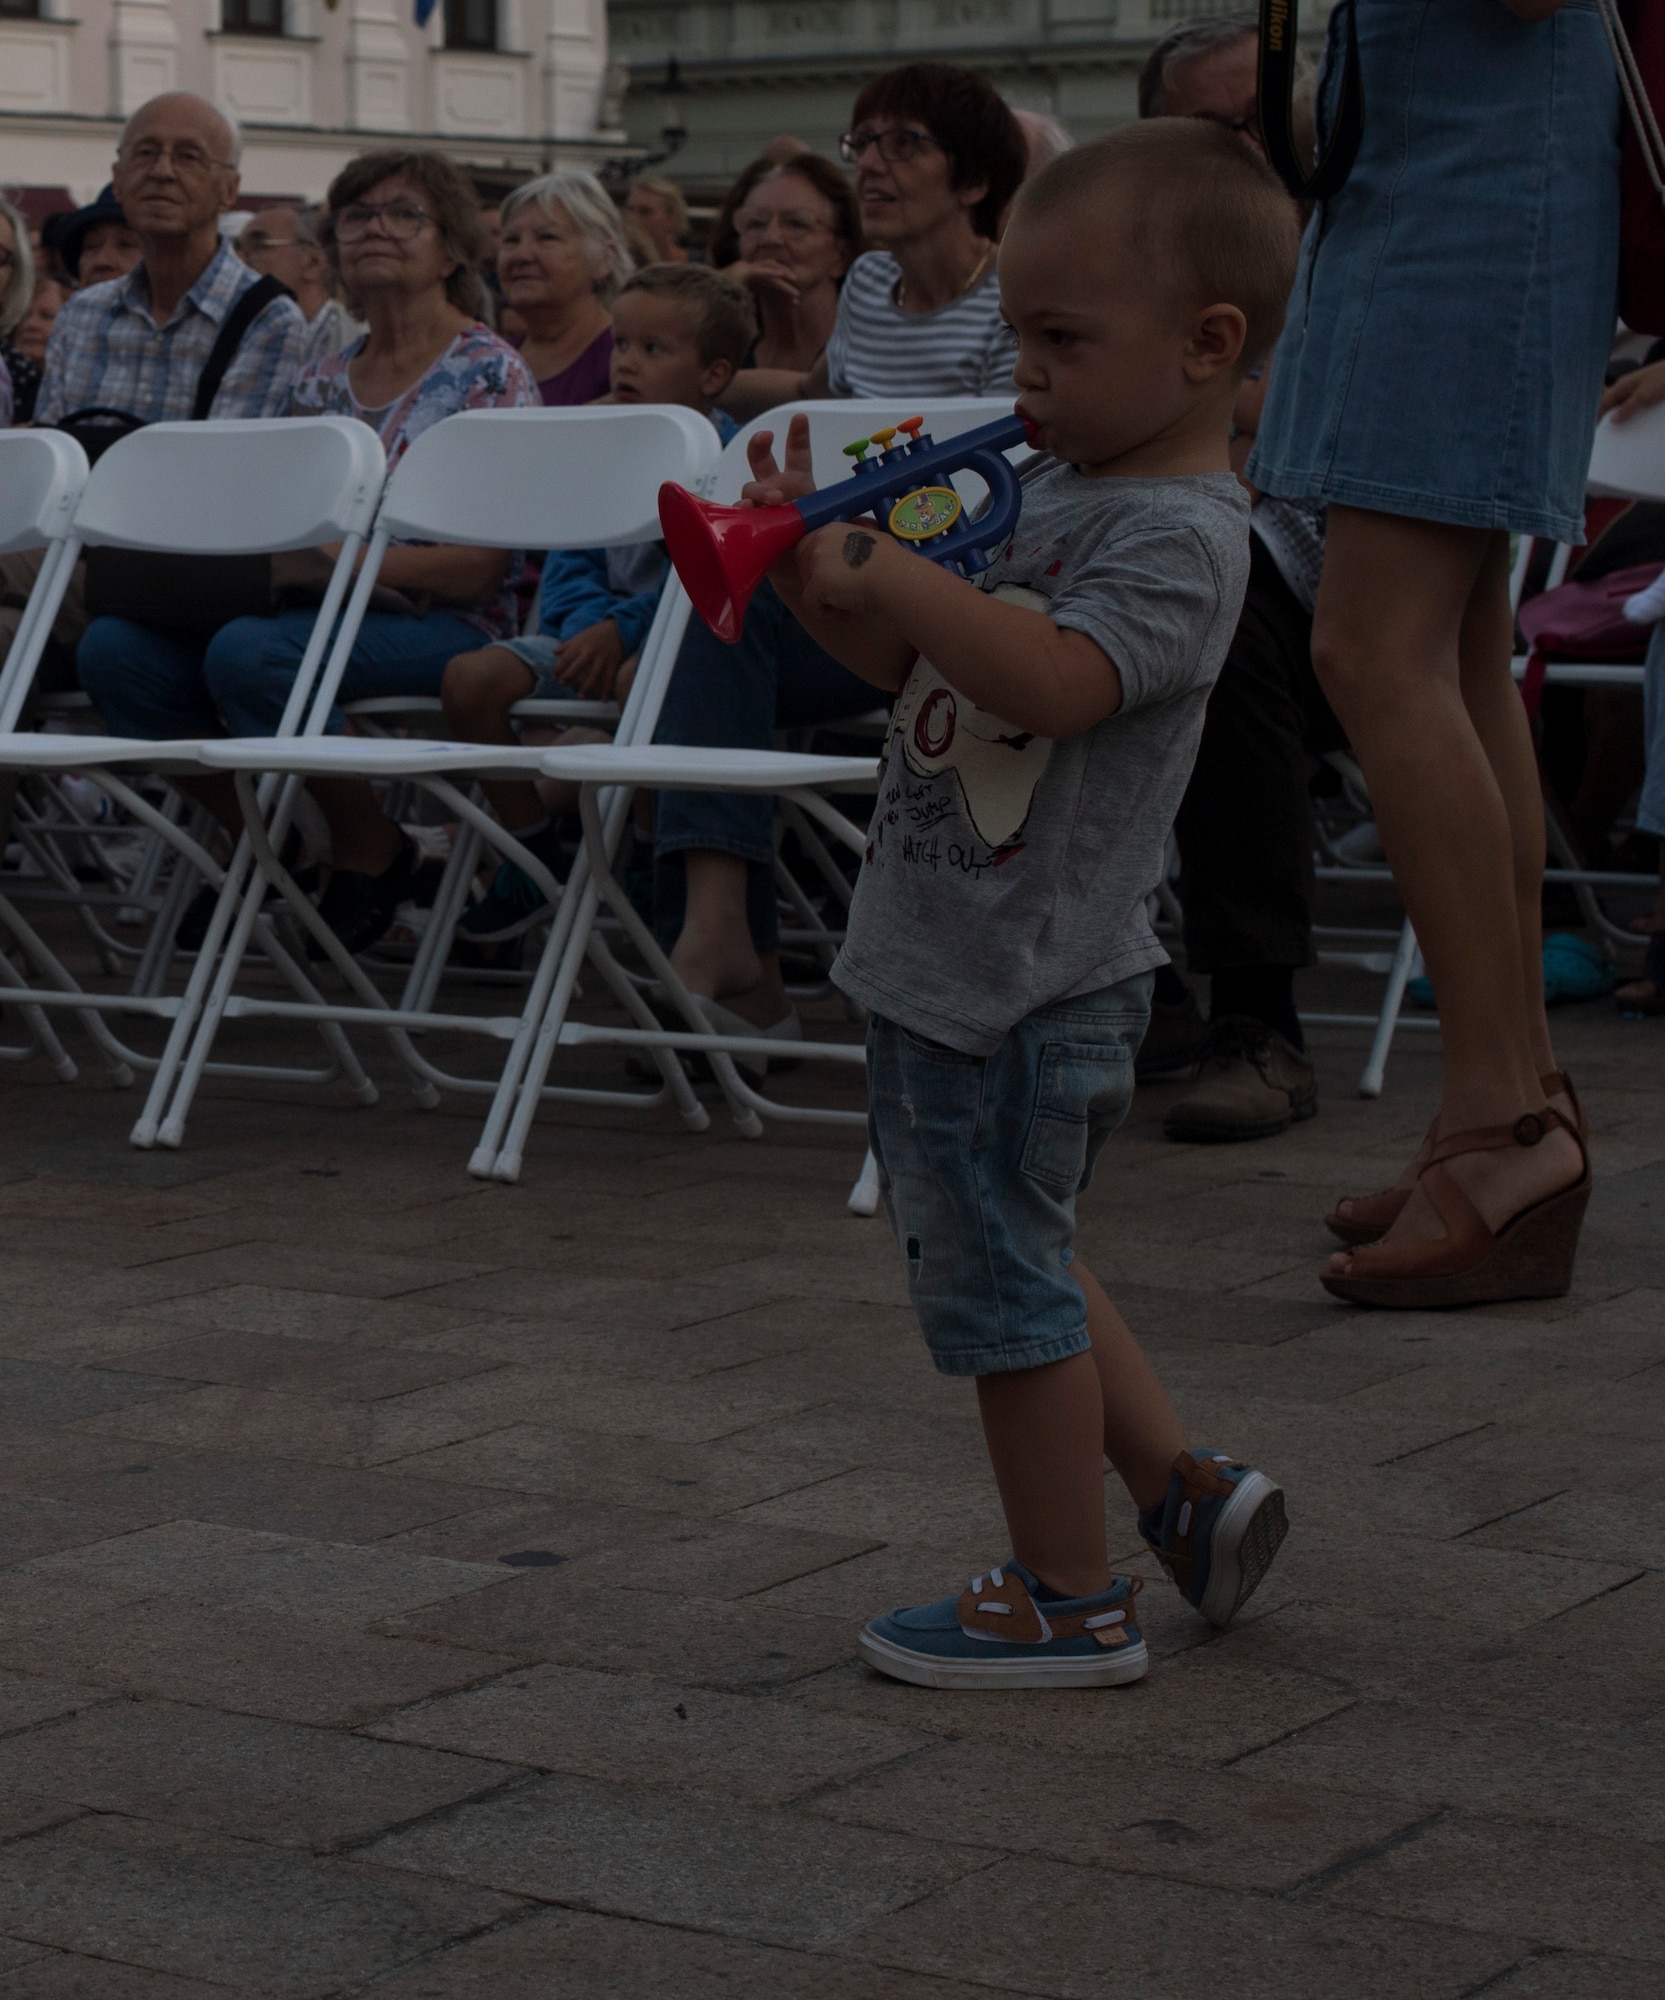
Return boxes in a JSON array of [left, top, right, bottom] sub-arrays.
[[895, 242, 993, 313]]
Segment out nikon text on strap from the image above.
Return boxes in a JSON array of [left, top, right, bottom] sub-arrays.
[[1258, 0, 1365, 203]]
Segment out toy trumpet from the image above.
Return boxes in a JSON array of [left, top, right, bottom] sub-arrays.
[[658, 409, 1033, 643]]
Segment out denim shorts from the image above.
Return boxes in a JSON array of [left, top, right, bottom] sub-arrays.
[[867, 974, 1152, 1378], [500, 634, 580, 702]]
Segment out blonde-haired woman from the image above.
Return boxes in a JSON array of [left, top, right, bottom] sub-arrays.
[[498, 169, 635, 405], [0, 193, 35, 426], [625, 173, 691, 264]]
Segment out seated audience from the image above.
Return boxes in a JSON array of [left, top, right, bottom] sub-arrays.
[[653, 61, 1026, 1042], [7, 270, 68, 425], [3, 94, 309, 695], [239, 202, 364, 355], [709, 152, 860, 378], [55, 184, 145, 292], [0, 195, 30, 426], [496, 169, 634, 405], [78, 147, 536, 957], [625, 176, 692, 264], [441, 262, 753, 943], [35, 98, 308, 430]]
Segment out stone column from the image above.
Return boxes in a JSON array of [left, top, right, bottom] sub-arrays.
[[107, 0, 179, 117], [346, 0, 414, 131], [540, 0, 610, 142]]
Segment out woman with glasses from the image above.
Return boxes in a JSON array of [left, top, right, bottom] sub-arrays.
[[720, 61, 1026, 422], [708, 153, 860, 378], [79, 148, 538, 958]]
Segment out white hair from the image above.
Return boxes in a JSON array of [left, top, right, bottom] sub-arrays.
[[117, 94, 243, 167], [500, 168, 636, 306], [0, 192, 35, 339]]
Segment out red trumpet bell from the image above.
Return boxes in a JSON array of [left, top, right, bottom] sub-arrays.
[[658, 482, 808, 644]]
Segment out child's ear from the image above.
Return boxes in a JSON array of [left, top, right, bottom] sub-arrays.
[[1184, 304, 1248, 383], [700, 355, 736, 401]]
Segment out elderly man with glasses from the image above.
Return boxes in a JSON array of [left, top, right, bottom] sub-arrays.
[[33, 91, 310, 431], [239, 202, 364, 357]]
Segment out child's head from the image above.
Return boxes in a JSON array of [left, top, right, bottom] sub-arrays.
[[608, 262, 758, 412], [1001, 119, 1299, 473]]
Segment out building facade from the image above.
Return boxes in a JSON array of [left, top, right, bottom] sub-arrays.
[[0, 0, 628, 206], [611, 0, 1330, 199]]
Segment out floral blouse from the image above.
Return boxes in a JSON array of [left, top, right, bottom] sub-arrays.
[[286, 322, 538, 640]]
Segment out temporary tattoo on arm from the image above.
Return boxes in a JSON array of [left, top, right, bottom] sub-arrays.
[[843, 532, 877, 569]]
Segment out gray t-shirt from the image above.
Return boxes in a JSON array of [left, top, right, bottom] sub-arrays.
[[833, 458, 1250, 1055]]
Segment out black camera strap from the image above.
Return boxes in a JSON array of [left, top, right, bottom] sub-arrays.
[[1259, 0, 1365, 203], [191, 272, 289, 420]]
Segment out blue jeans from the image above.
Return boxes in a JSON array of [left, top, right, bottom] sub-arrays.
[[651, 581, 878, 953], [867, 975, 1152, 1378], [77, 607, 490, 740]]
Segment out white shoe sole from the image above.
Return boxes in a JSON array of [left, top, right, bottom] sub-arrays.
[[1196, 1472, 1288, 1628], [856, 1629, 1149, 1690]]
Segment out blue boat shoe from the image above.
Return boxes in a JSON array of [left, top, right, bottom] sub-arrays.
[[858, 1563, 1148, 1689], [1139, 1448, 1288, 1628]]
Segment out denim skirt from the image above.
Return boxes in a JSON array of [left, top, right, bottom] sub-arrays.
[[1249, 0, 1621, 543]]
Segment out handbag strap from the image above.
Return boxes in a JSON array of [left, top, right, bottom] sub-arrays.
[[1599, 0, 1665, 201], [1258, 0, 1365, 204], [191, 272, 290, 421]]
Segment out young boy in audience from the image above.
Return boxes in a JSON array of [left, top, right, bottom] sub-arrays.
[[746, 121, 1300, 1687], [442, 263, 753, 940]]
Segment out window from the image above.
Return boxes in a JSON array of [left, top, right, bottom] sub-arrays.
[[444, 0, 497, 50], [222, 0, 283, 31], [0, 0, 44, 18]]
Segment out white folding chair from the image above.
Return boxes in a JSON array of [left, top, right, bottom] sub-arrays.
[[151, 404, 726, 1156], [472, 397, 1026, 1184], [0, 417, 389, 1127]]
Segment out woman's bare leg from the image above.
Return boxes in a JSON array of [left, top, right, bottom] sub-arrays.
[[1311, 507, 1581, 1264]]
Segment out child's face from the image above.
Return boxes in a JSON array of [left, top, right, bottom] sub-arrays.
[[999, 197, 1245, 476], [608, 290, 730, 409]]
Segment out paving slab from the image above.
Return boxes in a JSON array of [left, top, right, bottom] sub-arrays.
[[0, 1957, 240, 1998], [839, 1851, 1527, 1999], [0, 1817, 520, 1997], [0, 1701, 508, 1850], [369, 1661, 930, 1806], [362, 1771, 988, 1948]]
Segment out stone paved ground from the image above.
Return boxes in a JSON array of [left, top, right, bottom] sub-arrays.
[[0, 981, 1662, 1998]]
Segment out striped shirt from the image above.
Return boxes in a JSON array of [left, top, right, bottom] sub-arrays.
[[824, 252, 1018, 402], [34, 241, 310, 429]]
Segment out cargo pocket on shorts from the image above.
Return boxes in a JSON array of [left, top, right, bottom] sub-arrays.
[[1021, 1039, 1132, 1195]]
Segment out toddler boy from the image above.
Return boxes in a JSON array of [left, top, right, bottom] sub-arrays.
[[443, 263, 754, 941], [749, 121, 1301, 1687]]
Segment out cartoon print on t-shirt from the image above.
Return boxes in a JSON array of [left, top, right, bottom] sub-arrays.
[[885, 584, 1055, 850]]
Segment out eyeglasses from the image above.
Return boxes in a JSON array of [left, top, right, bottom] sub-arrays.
[[335, 201, 434, 243], [120, 139, 234, 176], [732, 207, 833, 241], [1189, 107, 1262, 144], [838, 126, 944, 166]]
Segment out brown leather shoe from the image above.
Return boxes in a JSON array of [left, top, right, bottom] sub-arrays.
[[1163, 1017, 1317, 1143]]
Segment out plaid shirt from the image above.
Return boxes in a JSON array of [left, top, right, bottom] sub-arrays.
[[34, 240, 310, 428]]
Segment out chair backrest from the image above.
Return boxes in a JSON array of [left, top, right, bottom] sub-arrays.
[[72, 416, 387, 553], [375, 405, 724, 549], [716, 397, 1028, 505], [0, 430, 89, 557], [1587, 402, 1665, 502]]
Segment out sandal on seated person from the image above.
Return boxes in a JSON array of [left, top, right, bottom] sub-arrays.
[[1321, 1108, 1590, 1309], [1324, 1069, 1587, 1247]]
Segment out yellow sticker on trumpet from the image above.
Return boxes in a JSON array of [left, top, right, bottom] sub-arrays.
[[888, 486, 962, 542]]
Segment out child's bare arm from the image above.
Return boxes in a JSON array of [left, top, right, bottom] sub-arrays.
[[743, 417, 916, 691], [792, 524, 1124, 736]]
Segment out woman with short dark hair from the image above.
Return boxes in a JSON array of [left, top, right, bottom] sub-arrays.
[[721, 60, 1026, 419]]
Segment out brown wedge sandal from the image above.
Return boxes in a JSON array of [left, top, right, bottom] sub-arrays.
[[1323, 1069, 1587, 1248], [1320, 1108, 1590, 1309]]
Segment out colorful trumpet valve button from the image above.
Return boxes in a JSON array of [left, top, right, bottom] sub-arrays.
[[869, 427, 898, 451], [897, 417, 925, 442], [842, 438, 871, 462]]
